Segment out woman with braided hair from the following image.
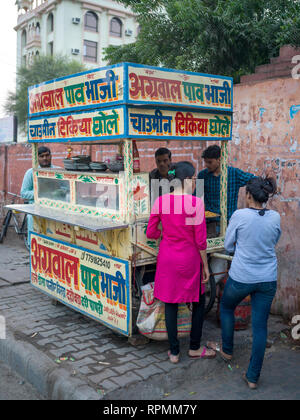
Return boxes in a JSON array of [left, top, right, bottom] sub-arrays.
[[207, 176, 281, 389]]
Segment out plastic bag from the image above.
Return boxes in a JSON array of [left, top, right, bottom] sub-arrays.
[[136, 282, 192, 341]]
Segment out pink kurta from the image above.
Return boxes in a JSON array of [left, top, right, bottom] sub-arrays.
[[146, 194, 207, 303]]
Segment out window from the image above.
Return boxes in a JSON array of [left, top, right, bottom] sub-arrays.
[[21, 29, 27, 50], [83, 40, 97, 62], [84, 11, 98, 32], [48, 41, 53, 56], [110, 17, 122, 37], [47, 13, 54, 33]]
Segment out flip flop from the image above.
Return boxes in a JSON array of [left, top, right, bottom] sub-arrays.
[[242, 373, 257, 390], [206, 341, 232, 362], [168, 350, 180, 364], [188, 346, 216, 359]]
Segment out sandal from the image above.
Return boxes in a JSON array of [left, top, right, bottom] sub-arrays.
[[168, 350, 180, 364], [189, 346, 216, 359], [206, 341, 232, 362], [242, 373, 257, 390]]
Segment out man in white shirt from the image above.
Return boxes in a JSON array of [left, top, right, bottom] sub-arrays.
[[21, 146, 53, 244]]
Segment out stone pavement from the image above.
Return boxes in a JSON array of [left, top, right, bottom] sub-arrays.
[[0, 230, 299, 400]]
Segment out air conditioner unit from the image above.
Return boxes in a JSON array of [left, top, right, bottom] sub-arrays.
[[71, 48, 80, 55], [72, 17, 81, 24], [125, 29, 133, 36]]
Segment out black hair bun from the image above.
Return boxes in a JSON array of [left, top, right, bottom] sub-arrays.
[[246, 176, 277, 203]]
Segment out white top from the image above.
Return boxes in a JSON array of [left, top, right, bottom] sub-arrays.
[[224, 208, 281, 284]]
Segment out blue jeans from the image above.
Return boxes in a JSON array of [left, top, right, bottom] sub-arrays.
[[220, 276, 277, 383]]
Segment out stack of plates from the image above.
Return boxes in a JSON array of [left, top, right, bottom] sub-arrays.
[[64, 155, 91, 171], [72, 155, 91, 164], [107, 161, 124, 172], [63, 159, 77, 170], [89, 162, 107, 172], [76, 163, 91, 171]]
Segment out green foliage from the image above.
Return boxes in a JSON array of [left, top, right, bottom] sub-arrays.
[[105, 0, 300, 81], [5, 55, 86, 129]]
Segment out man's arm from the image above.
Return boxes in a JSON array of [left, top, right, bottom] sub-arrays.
[[235, 167, 256, 187], [20, 169, 34, 202]]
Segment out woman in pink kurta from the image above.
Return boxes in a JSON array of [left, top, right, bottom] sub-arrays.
[[146, 162, 216, 363]]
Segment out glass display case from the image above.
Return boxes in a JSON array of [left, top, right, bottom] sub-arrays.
[[75, 181, 119, 211], [33, 168, 151, 223], [38, 177, 70, 202]]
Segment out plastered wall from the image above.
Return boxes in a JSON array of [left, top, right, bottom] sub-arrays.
[[231, 77, 300, 317]]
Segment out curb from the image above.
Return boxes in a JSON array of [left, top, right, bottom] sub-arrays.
[[0, 328, 229, 400], [0, 331, 100, 400]]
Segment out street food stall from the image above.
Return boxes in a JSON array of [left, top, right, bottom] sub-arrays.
[[7, 63, 233, 337]]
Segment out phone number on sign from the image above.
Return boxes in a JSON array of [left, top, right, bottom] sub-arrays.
[[81, 251, 111, 269]]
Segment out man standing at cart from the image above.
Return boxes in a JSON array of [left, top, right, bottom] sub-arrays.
[[196, 145, 256, 234], [149, 147, 176, 203], [150, 147, 174, 181], [21, 146, 53, 245]]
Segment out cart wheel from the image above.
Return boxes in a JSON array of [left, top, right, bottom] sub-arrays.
[[204, 263, 217, 315], [22, 216, 30, 252], [0, 210, 12, 243]]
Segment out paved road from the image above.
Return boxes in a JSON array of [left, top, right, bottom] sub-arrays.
[[0, 360, 43, 400], [162, 341, 300, 400]]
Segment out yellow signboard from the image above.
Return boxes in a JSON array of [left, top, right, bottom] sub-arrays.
[[30, 232, 131, 336]]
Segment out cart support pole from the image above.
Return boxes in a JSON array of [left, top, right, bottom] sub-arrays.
[[123, 140, 134, 224], [32, 143, 38, 169], [220, 141, 228, 237], [32, 143, 39, 204]]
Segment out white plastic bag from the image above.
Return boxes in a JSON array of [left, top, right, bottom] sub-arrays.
[[136, 282, 192, 341]]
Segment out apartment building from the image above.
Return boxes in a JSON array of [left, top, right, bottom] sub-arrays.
[[15, 0, 138, 68]]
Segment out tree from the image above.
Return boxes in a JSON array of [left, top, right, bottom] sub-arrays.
[[5, 55, 86, 129], [104, 0, 300, 81]]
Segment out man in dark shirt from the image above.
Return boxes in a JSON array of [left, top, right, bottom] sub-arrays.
[[197, 145, 255, 222], [149, 147, 174, 181], [149, 147, 175, 203]]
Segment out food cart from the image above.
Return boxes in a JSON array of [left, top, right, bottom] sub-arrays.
[[7, 63, 233, 337]]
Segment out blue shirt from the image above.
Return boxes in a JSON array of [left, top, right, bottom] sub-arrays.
[[224, 208, 281, 284], [21, 165, 59, 243], [21, 168, 35, 203], [197, 166, 255, 220]]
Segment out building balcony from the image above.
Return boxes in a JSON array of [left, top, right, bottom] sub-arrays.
[[26, 33, 41, 48], [16, 0, 56, 28], [17, 0, 33, 12]]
